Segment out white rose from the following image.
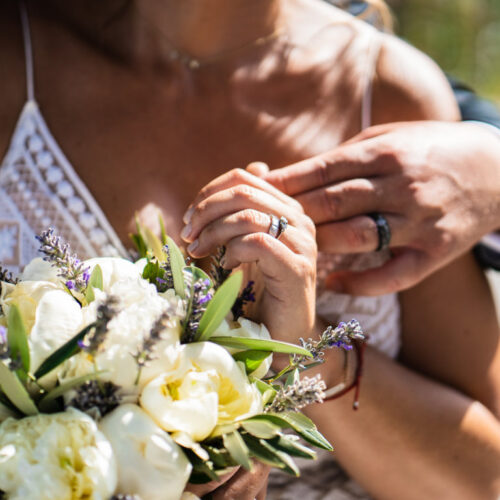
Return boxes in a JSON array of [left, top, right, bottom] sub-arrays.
[[140, 342, 263, 441], [213, 317, 273, 379], [99, 404, 191, 500], [62, 276, 182, 393], [0, 409, 117, 500]]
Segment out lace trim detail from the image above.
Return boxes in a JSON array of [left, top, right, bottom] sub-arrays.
[[0, 101, 128, 271]]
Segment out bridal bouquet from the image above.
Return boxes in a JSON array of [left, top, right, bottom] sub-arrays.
[[0, 224, 365, 500]]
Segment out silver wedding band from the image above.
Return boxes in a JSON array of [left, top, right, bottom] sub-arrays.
[[268, 214, 289, 240], [367, 212, 391, 251]]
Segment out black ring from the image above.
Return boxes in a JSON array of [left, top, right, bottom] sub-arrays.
[[367, 213, 391, 251]]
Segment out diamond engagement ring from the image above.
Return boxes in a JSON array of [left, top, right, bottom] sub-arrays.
[[277, 216, 288, 239], [367, 212, 391, 251], [268, 214, 280, 238]]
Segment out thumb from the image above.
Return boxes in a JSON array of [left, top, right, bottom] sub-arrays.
[[325, 250, 425, 296], [246, 161, 270, 177]]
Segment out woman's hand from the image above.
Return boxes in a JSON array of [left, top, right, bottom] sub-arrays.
[[182, 168, 317, 344]]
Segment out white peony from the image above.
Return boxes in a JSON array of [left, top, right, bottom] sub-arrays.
[[19, 257, 62, 284], [99, 404, 191, 500], [84, 257, 144, 293], [61, 273, 183, 394], [0, 409, 117, 500], [140, 342, 263, 441], [213, 317, 273, 378]]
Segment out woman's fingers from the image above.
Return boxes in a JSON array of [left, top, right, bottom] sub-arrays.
[[211, 462, 271, 500], [316, 214, 405, 254], [184, 168, 303, 223], [185, 209, 315, 259], [182, 185, 307, 245]]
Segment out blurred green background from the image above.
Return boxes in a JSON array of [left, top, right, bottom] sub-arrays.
[[388, 0, 500, 104]]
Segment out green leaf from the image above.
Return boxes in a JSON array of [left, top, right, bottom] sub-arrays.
[[159, 214, 168, 245], [285, 368, 300, 388], [232, 350, 271, 374], [34, 322, 95, 380], [144, 227, 167, 262], [85, 264, 103, 303], [210, 336, 312, 358], [223, 431, 252, 471], [197, 271, 243, 342], [142, 260, 160, 283], [251, 378, 278, 406], [269, 435, 317, 459], [0, 362, 38, 416], [242, 434, 299, 475], [249, 412, 333, 451], [38, 371, 106, 411], [7, 304, 30, 374], [166, 236, 186, 298], [241, 419, 280, 439], [202, 444, 235, 469]]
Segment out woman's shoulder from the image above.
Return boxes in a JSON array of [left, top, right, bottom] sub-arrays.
[[0, 2, 26, 158]]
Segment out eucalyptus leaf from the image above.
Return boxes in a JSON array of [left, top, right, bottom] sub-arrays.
[[38, 371, 106, 410], [241, 419, 280, 439], [166, 236, 186, 298], [34, 322, 96, 380], [242, 434, 298, 475], [285, 368, 300, 388], [7, 304, 30, 374], [202, 444, 234, 469], [197, 271, 242, 342], [250, 412, 333, 451], [223, 431, 252, 471], [85, 264, 103, 303], [0, 362, 38, 416], [269, 434, 317, 459], [232, 350, 271, 374], [159, 214, 168, 245], [210, 336, 312, 358]]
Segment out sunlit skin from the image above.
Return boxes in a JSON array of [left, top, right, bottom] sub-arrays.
[[1, 1, 499, 499]]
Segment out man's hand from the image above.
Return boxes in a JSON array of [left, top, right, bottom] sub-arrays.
[[257, 121, 500, 295]]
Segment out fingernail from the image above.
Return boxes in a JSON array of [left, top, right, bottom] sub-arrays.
[[180, 224, 193, 242], [183, 207, 194, 224], [187, 239, 199, 255]]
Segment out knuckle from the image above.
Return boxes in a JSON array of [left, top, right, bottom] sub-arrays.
[[230, 168, 248, 183], [322, 188, 342, 219], [345, 223, 373, 250], [316, 158, 331, 187], [239, 208, 266, 228], [231, 184, 256, 203]]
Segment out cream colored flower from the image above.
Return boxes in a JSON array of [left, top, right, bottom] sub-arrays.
[[213, 317, 273, 378], [84, 257, 143, 293], [99, 404, 191, 500], [140, 342, 263, 441], [20, 257, 62, 283], [0, 409, 117, 500]]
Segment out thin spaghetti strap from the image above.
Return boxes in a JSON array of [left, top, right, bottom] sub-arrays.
[[19, 0, 35, 102], [360, 31, 383, 130]]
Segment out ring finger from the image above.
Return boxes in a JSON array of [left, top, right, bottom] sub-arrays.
[[316, 213, 405, 254], [181, 185, 307, 244], [186, 209, 315, 258]]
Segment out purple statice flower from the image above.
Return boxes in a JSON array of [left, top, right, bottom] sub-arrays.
[[231, 280, 256, 319], [266, 375, 327, 413], [182, 277, 213, 343], [210, 245, 231, 289], [78, 297, 119, 355], [36, 228, 90, 293]]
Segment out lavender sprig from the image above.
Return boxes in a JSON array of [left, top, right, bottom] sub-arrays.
[[0, 266, 17, 285], [78, 297, 119, 355], [36, 228, 90, 293], [133, 310, 173, 383], [266, 375, 326, 413], [68, 380, 121, 418], [231, 280, 256, 319], [210, 246, 231, 289], [0, 326, 10, 361], [181, 276, 213, 344], [155, 245, 175, 293], [298, 320, 365, 363], [110, 495, 142, 500]]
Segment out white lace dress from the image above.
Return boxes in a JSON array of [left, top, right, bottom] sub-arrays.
[[0, 6, 401, 499]]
